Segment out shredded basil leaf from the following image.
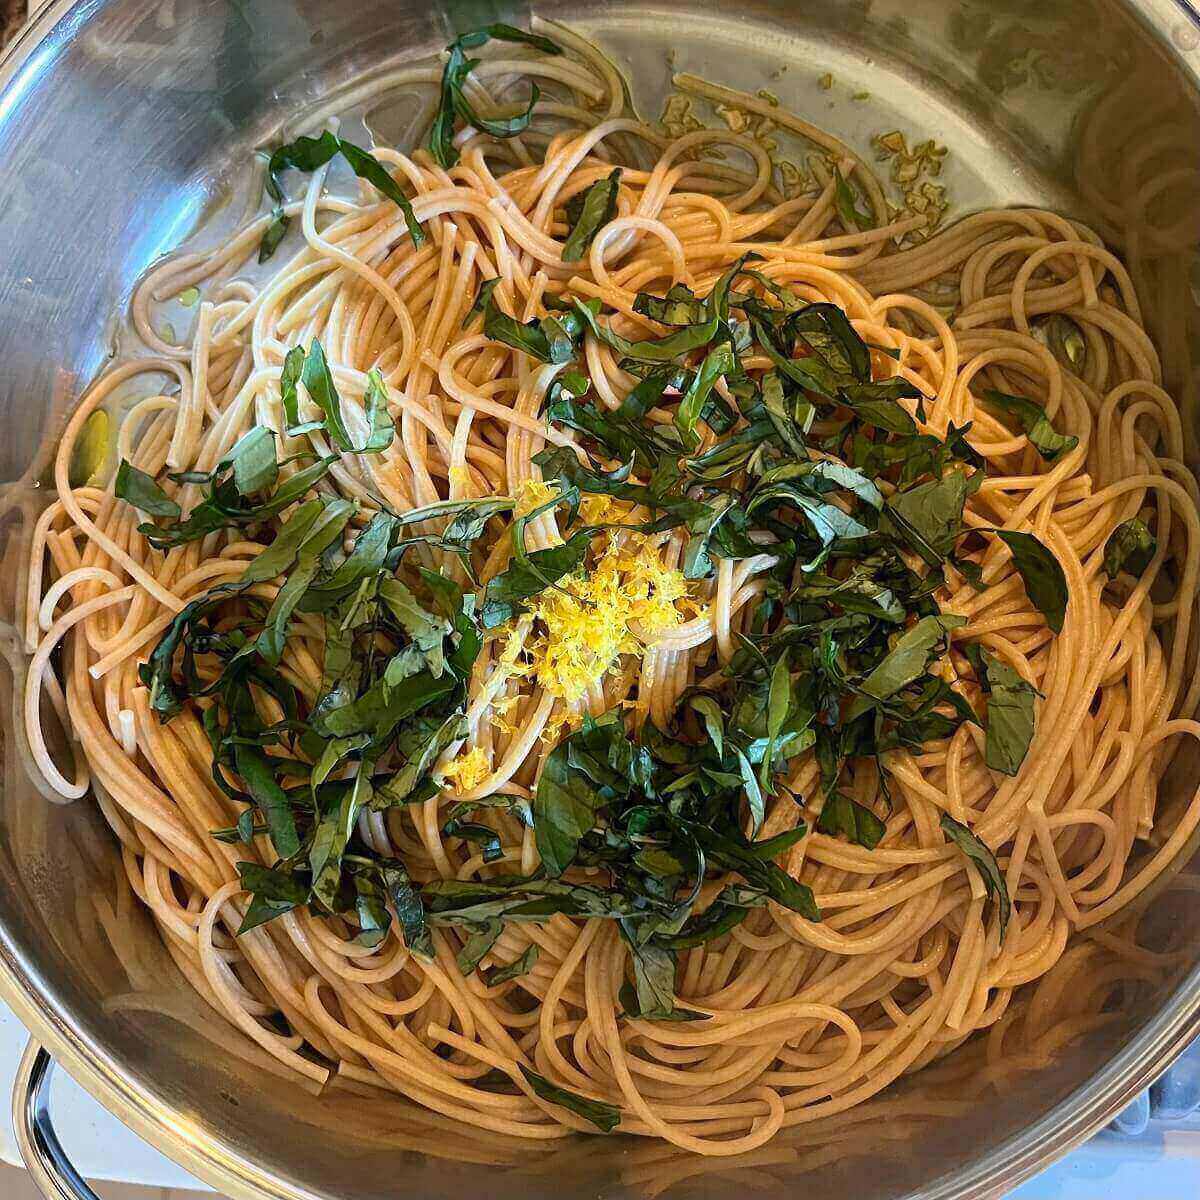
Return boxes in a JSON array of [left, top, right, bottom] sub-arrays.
[[982, 388, 1078, 463], [1104, 517, 1157, 580], [817, 792, 886, 849], [996, 530, 1068, 634], [561, 169, 621, 262], [429, 25, 561, 169], [940, 812, 1011, 940], [519, 1064, 621, 1132], [980, 650, 1038, 776], [260, 130, 424, 260], [115, 462, 180, 518], [833, 165, 874, 231], [489, 943, 540, 984]]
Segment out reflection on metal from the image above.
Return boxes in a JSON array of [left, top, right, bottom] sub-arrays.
[[12, 1041, 103, 1200], [0, 3, 1195, 1200]]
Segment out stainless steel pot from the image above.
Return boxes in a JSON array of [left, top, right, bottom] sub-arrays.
[[1, 2, 1199, 1197]]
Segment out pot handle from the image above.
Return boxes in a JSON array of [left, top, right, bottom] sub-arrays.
[[12, 1039, 103, 1200]]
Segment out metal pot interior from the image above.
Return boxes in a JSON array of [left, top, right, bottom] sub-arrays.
[[0, 2, 1199, 1197]]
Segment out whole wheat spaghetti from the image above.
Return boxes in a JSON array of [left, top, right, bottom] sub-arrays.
[[15, 19, 1200, 1155]]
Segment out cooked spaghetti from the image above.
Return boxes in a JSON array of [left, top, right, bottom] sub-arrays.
[[17, 17, 1200, 1156]]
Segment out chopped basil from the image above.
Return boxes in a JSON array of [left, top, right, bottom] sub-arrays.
[[488, 943, 539, 984], [457, 920, 503, 974], [817, 792, 886, 850], [982, 388, 1078, 463], [561, 168, 621, 261], [996, 529, 1068, 633], [115, 462, 180, 518], [462, 278, 501, 329], [429, 25, 561, 169], [979, 650, 1038, 776], [859, 615, 965, 701], [940, 812, 1011, 940], [1104, 517, 1156, 580], [519, 1065, 621, 1132], [833, 165, 874, 231], [260, 130, 424, 261]]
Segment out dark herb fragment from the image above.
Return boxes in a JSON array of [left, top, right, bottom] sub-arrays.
[[995, 530, 1068, 633], [978, 650, 1037, 776], [115, 462, 180, 518], [260, 130, 424, 260], [940, 812, 1011, 940], [833, 166, 874, 231], [519, 1065, 621, 1132], [817, 793, 885, 849], [1104, 518, 1156, 580], [429, 25, 561, 169], [562, 169, 621, 262], [981, 389, 1078, 463]]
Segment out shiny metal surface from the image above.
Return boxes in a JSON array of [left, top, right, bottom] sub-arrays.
[[13, 1042, 103, 1200], [0, 2, 1198, 1199]]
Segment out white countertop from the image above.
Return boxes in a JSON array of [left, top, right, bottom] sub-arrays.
[[0, 995, 211, 1191]]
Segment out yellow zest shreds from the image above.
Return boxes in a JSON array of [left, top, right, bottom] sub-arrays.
[[448, 465, 472, 490], [439, 746, 491, 792], [577, 493, 635, 525], [514, 478, 557, 516], [499, 533, 697, 705]]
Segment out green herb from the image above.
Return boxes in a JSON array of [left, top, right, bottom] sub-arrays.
[[489, 943, 539, 983], [817, 793, 886, 849], [115, 462, 180, 518], [234, 744, 299, 857], [483, 293, 589, 363], [859, 615, 965, 701], [561, 169, 621, 261], [1104, 517, 1156, 579], [259, 130, 424, 262], [633, 283, 709, 327], [300, 339, 355, 451], [981, 389, 1078, 463], [361, 368, 396, 454], [462, 278, 501, 329], [884, 470, 979, 567], [978, 650, 1037, 776], [519, 1065, 621, 1132], [995, 530, 1068, 633], [618, 979, 708, 1020], [457, 920, 503, 974], [570, 297, 721, 362], [833, 165, 874, 231], [674, 344, 735, 444], [429, 25, 562, 169], [623, 936, 679, 1019], [533, 720, 618, 876], [940, 812, 1011, 940], [482, 528, 592, 627]]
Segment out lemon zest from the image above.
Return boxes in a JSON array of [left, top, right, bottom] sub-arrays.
[[515, 478, 557, 517], [439, 746, 491, 792], [523, 534, 693, 704]]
